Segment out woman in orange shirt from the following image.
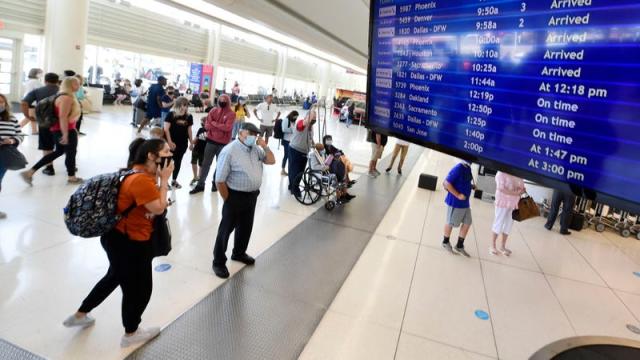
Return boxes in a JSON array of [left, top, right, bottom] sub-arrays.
[[63, 138, 174, 348]]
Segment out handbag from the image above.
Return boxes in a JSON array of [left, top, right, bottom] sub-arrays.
[[150, 210, 172, 257], [0, 145, 28, 170], [512, 194, 540, 222]]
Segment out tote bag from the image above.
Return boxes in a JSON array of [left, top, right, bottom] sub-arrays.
[[512, 195, 540, 222], [0, 145, 28, 170]]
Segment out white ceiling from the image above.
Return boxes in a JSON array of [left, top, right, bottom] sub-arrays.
[[201, 0, 370, 70]]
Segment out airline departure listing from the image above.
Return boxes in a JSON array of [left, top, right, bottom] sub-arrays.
[[368, 0, 640, 206]]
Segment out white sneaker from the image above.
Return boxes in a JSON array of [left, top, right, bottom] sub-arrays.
[[499, 248, 512, 256], [368, 171, 378, 178], [489, 247, 498, 256], [63, 313, 95, 328], [120, 327, 161, 348], [374, 169, 381, 176]]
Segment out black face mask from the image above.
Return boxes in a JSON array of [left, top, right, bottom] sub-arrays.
[[219, 102, 228, 108]]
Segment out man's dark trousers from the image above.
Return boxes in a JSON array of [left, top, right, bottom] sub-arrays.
[[545, 189, 575, 232], [213, 189, 259, 266]]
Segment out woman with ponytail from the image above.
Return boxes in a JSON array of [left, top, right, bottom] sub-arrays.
[[63, 138, 174, 348]]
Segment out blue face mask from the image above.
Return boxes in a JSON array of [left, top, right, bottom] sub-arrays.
[[245, 135, 257, 147]]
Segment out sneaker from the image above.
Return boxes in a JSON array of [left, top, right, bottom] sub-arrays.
[[171, 181, 182, 189], [368, 171, 378, 178], [385, 167, 391, 173], [499, 247, 512, 256], [190, 178, 198, 186], [442, 242, 456, 254], [454, 246, 471, 257], [42, 167, 55, 176], [559, 230, 572, 236], [489, 247, 499, 256], [20, 171, 33, 186], [67, 177, 84, 185], [212, 264, 230, 278], [120, 327, 161, 348], [0, 211, 6, 219], [398, 169, 403, 175], [211, 185, 218, 192], [63, 313, 95, 328], [189, 186, 204, 195], [374, 169, 381, 176], [544, 224, 553, 231], [230, 253, 255, 265], [343, 194, 356, 200], [281, 169, 288, 176], [78, 131, 87, 136]]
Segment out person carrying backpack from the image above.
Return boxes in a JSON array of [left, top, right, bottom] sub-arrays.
[[20, 76, 84, 185], [63, 138, 174, 348]]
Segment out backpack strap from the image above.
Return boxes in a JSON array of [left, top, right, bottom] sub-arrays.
[[118, 169, 144, 218]]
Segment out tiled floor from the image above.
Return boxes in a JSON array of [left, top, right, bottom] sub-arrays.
[[301, 151, 640, 360], [0, 105, 372, 360]]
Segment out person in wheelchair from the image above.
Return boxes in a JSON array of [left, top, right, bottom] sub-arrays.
[[309, 143, 355, 203], [322, 135, 356, 188]]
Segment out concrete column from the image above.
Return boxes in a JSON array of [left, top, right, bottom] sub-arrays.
[[275, 46, 287, 92], [207, 24, 222, 68], [318, 61, 331, 101], [44, 0, 89, 75]]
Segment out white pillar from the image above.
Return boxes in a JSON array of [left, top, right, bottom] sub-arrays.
[[208, 24, 222, 68], [275, 47, 287, 92], [318, 61, 331, 101], [44, 0, 89, 75]]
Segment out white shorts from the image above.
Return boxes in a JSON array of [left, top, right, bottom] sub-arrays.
[[492, 207, 515, 235]]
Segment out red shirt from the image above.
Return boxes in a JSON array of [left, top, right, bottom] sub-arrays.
[[205, 106, 235, 144], [50, 98, 78, 132]]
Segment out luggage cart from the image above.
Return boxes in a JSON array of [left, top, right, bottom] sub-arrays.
[[629, 214, 640, 240]]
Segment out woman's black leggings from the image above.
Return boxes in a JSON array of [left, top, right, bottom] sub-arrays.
[[31, 130, 78, 176], [78, 230, 153, 333], [172, 144, 188, 181]]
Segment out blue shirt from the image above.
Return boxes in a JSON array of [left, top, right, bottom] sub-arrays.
[[445, 163, 473, 208], [161, 94, 173, 114], [215, 140, 267, 192], [23, 84, 59, 106], [146, 84, 165, 118]]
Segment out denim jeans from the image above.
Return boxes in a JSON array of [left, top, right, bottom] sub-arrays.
[[232, 121, 243, 140], [0, 165, 6, 192], [281, 140, 290, 169]]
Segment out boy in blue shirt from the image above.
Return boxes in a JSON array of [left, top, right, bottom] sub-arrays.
[[442, 161, 474, 257]]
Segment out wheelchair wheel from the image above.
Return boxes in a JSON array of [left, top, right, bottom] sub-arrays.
[[325, 200, 336, 211], [294, 170, 322, 205]]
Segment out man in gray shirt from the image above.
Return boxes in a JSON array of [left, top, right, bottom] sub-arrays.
[[212, 122, 276, 278]]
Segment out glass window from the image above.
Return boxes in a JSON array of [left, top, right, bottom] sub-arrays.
[[0, 38, 14, 95]]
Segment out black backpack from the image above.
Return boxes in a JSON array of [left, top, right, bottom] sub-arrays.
[[273, 118, 284, 140], [35, 93, 67, 128]]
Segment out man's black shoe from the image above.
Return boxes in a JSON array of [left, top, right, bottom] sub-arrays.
[[212, 264, 230, 278], [211, 186, 218, 192], [544, 224, 553, 231], [344, 194, 356, 200], [559, 230, 572, 236], [42, 167, 55, 176], [189, 186, 205, 195], [231, 253, 255, 265]]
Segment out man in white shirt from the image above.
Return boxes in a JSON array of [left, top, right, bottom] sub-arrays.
[[253, 94, 281, 144]]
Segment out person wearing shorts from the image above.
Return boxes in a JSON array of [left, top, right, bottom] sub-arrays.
[[442, 161, 474, 257], [190, 119, 207, 185], [367, 129, 387, 177], [253, 95, 280, 144]]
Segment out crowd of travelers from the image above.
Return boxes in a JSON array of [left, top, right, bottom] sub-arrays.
[[0, 69, 573, 349]]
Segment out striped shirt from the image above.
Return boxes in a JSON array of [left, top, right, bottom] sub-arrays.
[[215, 139, 268, 192], [0, 114, 24, 145]]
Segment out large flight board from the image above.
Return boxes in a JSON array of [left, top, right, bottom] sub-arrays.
[[367, 0, 640, 212]]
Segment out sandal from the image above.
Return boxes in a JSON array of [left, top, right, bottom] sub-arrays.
[[499, 248, 512, 256], [489, 247, 499, 256], [20, 171, 33, 186]]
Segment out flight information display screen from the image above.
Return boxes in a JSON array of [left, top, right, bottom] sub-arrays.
[[367, 0, 640, 211]]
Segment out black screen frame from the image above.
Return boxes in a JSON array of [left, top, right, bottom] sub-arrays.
[[364, 1, 640, 214]]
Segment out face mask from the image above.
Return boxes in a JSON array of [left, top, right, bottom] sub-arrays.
[[0, 106, 5, 113], [219, 102, 228, 108], [244, 135, 257, 147], [320, 150, 326, 156], [325, 140, 332, 146]]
